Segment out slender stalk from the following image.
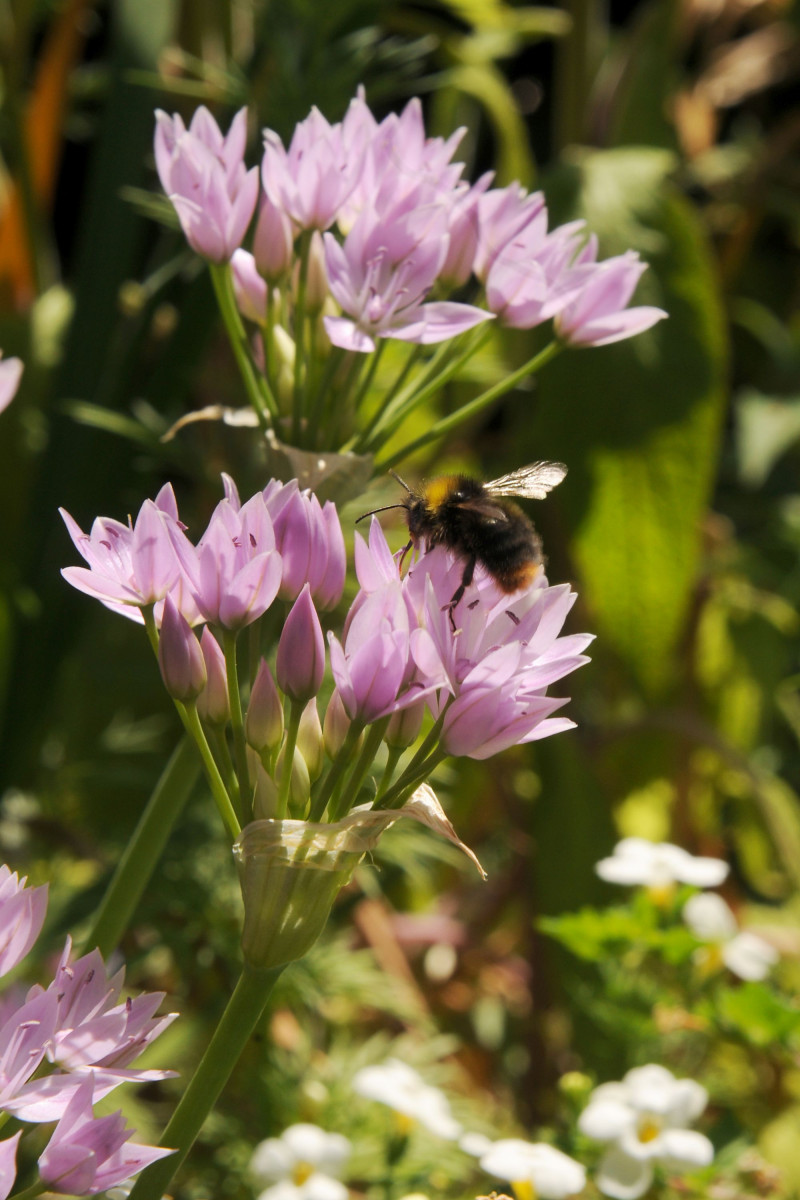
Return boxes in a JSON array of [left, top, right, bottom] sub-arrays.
[[8, 1182, 45, 1200], [180, 703, 241, 839], [80, 738, 199, 956], [361, 325, 493, 452], [126, 965, 285, 1200], [306, 346, 346, 447], [308, 722, 364, 822], [374, 745, 403, 804], [209, 263, 277, 427], [223, 629, 251, 811], [275, 698, 303, 820], [350, 341, 386, 417], [346, 345, 422, 452], [328, 719, 389, 822], [377, 340, 563, 469], [375, 748, 447, 811]]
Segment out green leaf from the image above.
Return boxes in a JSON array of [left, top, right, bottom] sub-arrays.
[[540, 902, 697, 963], [735, 389, 800, 486], [711, 982, 800, 1048], [529, 147, 728, 694]]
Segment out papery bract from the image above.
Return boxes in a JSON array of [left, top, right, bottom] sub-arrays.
[[155, 107, 258, 262]]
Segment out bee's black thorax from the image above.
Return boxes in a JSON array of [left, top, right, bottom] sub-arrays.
[[404, 474, 544, 594]]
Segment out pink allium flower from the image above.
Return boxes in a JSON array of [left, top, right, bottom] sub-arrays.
[[440, 172, 493, 289], [190, 491, 282, 629], [353, 521, 591, 758], [0, 866, 47, 979], [232, 248, 268, 323], [60, 484, 196, 625], [263, 478, 346, 609], [0, 355, 23, 415], [474, 183, 546, 282], [262, 107, 356, 232], [323, 190, 492, 353], [0, 1132, 20, 1200], [39, 1075, 172, 1195], [155, 107, 259, 263], [485, 212, 588, 329], [0, 988, 60, 1107], [555, 238, 667, 346]]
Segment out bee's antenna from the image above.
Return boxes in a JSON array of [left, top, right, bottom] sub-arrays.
[[355, 504, 406, 525], [388, 469, 412, 493]]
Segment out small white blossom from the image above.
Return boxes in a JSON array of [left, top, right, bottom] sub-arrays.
[[595, 838, 729, 890], [683, 893, 778, 981], [579, 1065, 713, 1199], [480, 1138, 586, 1200], [251, 1124, 351, 1200], [351, 1058, 462, 1140]]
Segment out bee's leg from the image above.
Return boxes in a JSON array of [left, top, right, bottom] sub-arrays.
[[398, 539, 414, 574], [443, 555, 476, 632]]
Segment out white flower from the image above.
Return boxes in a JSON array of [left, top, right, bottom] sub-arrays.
[[480, 1138, 586, 1200], [683, 893, 778, 981], [351, 1058, 462, 1140], [595, 838, 729, 890], [578, 1065, 714, 1199], [251, 1124, 351, 1200]]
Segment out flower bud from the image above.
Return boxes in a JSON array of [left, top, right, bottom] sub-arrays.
[[158, 595, 206, 702], [323, 689, 352, 758], [297, 699, 324, 782], [385, 697, 425, 749], [276, 742, 311, 808], [197, 627, 230, 725], [245, 658, 284, 754], [253, 193, 294, 283], [276, 585, 325, 703], [250, 752, 280, 821], [304, 231, 329, 314], [231, 249, 267, 324], [272, 325, 296, 411]]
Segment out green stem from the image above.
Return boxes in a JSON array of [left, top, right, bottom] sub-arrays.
[[307, 346, 346, 448], [308, 723, 363, 822], [350, 341, 386, 417], [375, 748, 447, 811], [553, 0, 598, 153], [377, 340, 563, 470], [363, 325, 493, 452], [328, 719, 389, 822], [180, 703, 241, 839], [9, 1182, 45, 1200], [374, 745, 404, 804], [347, 345, 422, 452], [275, 698, 303, 820], [126, 965, 285, 1200], [223, 630, 251, 813], [81, 737, 199, 957], [209, 263, 276, 428]]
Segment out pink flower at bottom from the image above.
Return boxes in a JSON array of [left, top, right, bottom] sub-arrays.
[[39, 1075, 172, 1195]]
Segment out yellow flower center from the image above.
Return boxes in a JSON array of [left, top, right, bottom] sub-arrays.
[[695, 944, 725, 977], [637, 1118, 661, 1144], [512, 1180, 538, 1200], [394, 1112, 416, 1136], [292, 1163, 315, 1186], [646, 883, 676, 907]]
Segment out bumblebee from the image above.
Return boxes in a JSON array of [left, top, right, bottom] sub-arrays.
[[359, 462, 567, 629]]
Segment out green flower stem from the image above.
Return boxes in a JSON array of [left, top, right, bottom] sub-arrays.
[[275, 697, 303, 820], [209, 263, 276, 428], [350, 340, 386, 417], [81, 737, 199, 957], [374, 745, 404, 804], [307, 346, 346, 448], [362, 325, 494, 452], [345, 345, 422, 452], [180, 702, 241, 839], [328, 718, 389, 822], [292, 231, 312, 440], [263, 286, 277, 392], [372, 713, 447, 810], [8, 1181, 46, 1200], [210, 725, 238, 804], [376, 747, 447, 811], [126, 964, 285, 1200], [308, 722, 364, 822], [377, 339, 563, 470], [222, 629, 252, 815]]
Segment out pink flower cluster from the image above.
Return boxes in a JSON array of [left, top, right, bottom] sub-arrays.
[[61, 476, 589, 772], [0, 866, 173, 1195], [155, 91, 666, 353]]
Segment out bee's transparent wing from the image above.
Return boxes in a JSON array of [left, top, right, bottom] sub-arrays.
[[485, 461, 567, 500]]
